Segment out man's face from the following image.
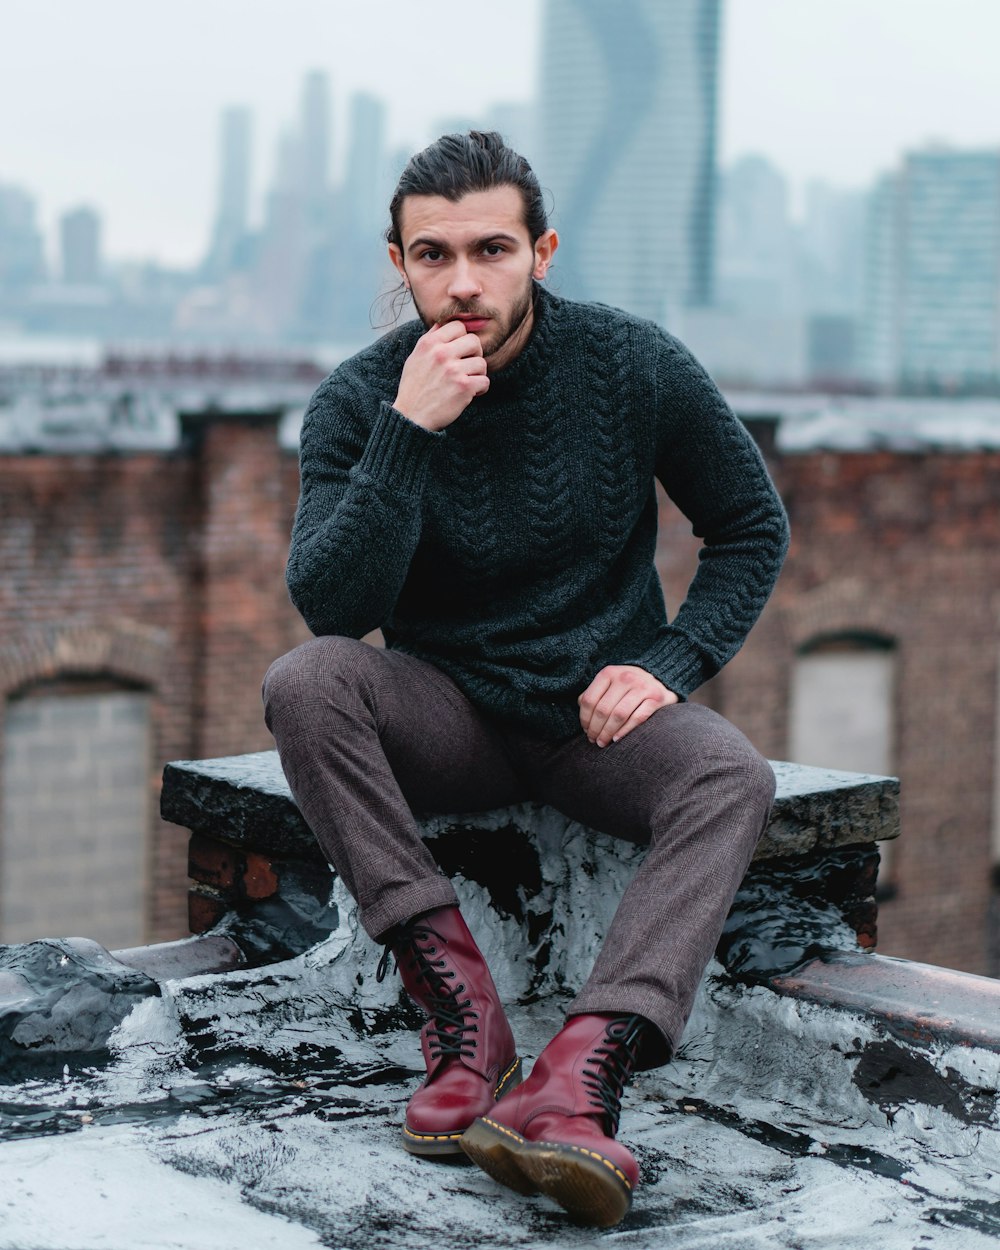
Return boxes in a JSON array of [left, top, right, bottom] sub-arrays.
[[388, 185, 557, 373]]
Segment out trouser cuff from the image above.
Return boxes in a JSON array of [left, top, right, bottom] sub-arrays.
[[566, 989, 685, 1070], [362, 877, 460, 943]]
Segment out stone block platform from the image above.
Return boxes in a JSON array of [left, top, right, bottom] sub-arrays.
[[160, 753, 897, 993], [5, 754, 1000, 1248]]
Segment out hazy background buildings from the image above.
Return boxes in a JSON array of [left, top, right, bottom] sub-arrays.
[[0, 0, 998, 393]]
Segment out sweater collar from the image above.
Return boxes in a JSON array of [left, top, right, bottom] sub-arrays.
[[472, 281, 559, 404]]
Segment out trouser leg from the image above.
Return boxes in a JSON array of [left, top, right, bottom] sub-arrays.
[[509, 703, 775, 1064], [262, 637, 526, 940]]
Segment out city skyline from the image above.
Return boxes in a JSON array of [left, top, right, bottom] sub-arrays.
[[2, 0, 999, 267]]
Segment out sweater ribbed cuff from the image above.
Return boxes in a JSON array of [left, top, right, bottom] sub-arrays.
[[624, 630, 715, 701], [354, 401, 443, 497]]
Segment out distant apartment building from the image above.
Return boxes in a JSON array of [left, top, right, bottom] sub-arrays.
[[0, 183, 46, 291], [862, 147, 1000, 392], [538, 0, 720, 324], [707, 155, 867, 388], [59, 206, 103, 285], [860, 171, 901, 388], [203, 106, 252, 280], [716, 154, 797, 316]]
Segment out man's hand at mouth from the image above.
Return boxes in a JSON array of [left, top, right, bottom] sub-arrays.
[[393, 320, 490, 432]]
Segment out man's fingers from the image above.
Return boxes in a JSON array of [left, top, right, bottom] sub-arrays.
[[395, 321, 490, 430], [578, 671, 614, 734], [431, 321, 485, 355], [607, 698, 659, 745], [591, 687, 645, 746], [430, 319, 470, 340], [580, 665, 679, 745]]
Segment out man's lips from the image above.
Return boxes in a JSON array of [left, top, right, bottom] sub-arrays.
[[452, 314, 490, 332]]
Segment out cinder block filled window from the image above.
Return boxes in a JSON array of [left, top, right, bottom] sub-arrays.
[[789, 635, 897, 889], [1, 681, 151, 947]]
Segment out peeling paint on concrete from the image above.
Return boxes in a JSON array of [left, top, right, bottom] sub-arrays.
[[2, 927, 1000, 1249]]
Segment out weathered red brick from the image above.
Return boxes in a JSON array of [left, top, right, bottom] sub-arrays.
[[242, 852, 280, 900]]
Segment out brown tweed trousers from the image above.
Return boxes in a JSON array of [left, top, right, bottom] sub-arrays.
[[263, 636, 774, 1061]]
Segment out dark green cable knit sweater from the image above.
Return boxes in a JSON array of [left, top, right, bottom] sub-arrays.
[[287, 284, 790, 739]]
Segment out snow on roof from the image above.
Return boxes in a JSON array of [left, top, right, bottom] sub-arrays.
[[2, 905, 999, 1250], [727, 391, 1000, 452]]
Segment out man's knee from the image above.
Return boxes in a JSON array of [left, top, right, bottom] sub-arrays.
[[262, 635, 374, 726], [697, 716, 774, 808], [652, 705, 775, 822], [738, 743, 776, 817]]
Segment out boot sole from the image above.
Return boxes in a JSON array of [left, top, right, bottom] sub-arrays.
[[402, 1056, 523, 1158], [460, 1116, 633, 1227]]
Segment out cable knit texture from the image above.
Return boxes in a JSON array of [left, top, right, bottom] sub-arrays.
[[286, 285, 790, 739]]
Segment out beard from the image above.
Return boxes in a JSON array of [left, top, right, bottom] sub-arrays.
[[411, 279, 535, 364]]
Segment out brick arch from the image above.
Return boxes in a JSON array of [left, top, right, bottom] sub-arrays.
[[780, 578, 903, 653], [0, 619, 169, 699]]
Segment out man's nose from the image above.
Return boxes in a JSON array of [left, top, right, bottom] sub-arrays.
[[447, 259, 482, 301]]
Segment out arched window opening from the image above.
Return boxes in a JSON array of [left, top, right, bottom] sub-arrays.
[[2, 676, 151, 947], [789, 633, 897, 897]]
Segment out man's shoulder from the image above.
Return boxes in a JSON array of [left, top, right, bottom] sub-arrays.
[[317, 319, 424, 397], [544, 292, 720, 407], [550, 291, 672, 351]]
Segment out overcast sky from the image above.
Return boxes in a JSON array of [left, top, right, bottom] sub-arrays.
[[1, 0, 998, 267]]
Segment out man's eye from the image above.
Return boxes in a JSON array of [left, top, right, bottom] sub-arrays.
[[483, 244, 505, 256], [420, 250, 443, 262]]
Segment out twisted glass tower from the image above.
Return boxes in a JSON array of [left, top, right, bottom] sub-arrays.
[[539, 0, 721, 324]]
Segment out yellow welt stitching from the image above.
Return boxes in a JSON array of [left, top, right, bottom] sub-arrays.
[[536, 1141, 631, 1189], [494, 1058, 520, 1094], [478, 1119, 631, 1188], [481, 1117, 526, 1144], [402, 1127, 465, 1142]]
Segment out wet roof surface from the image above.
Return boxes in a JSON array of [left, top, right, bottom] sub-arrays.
[[3, 380, 1000, 454], [730, 393, 1000, 452], [3, 902, 999, 1250]]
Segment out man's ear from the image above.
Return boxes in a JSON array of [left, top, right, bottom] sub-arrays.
[[532, 228, 559, 279], [388, 242, 409, 286]]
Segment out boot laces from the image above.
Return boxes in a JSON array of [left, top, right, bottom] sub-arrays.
[[376, 921, 478, 1062], [581, 1015, 647, 1136]]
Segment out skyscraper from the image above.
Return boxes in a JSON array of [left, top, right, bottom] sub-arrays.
[[716, 155, 796, 315], [899, 149, 1000, 390], [859, 171, 902, 389], [59, 206, 102, 285], [300, 70, 332, 230], [539, 0, 721, 323], [334, 92, 393, 337], [0, 183, 46, 289], [343, 91, 388, 243], [861, 147, 1000, 392], [204, 106, 252, 278]]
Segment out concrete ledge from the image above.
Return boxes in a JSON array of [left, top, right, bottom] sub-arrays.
[[153, 751, 897, 1010], [772, 951, 1000, 1052], [161, 750, 899, 862]]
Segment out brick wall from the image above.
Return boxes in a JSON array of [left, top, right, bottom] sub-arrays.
[[3, 415, 998, 974], [679, 449, 1000, 975], [0, 418, 306, 942]]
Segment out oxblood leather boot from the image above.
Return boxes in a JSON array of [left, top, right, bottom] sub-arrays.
[[460, 1013, 648, 1227], [377, 905, 522, 1157]]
